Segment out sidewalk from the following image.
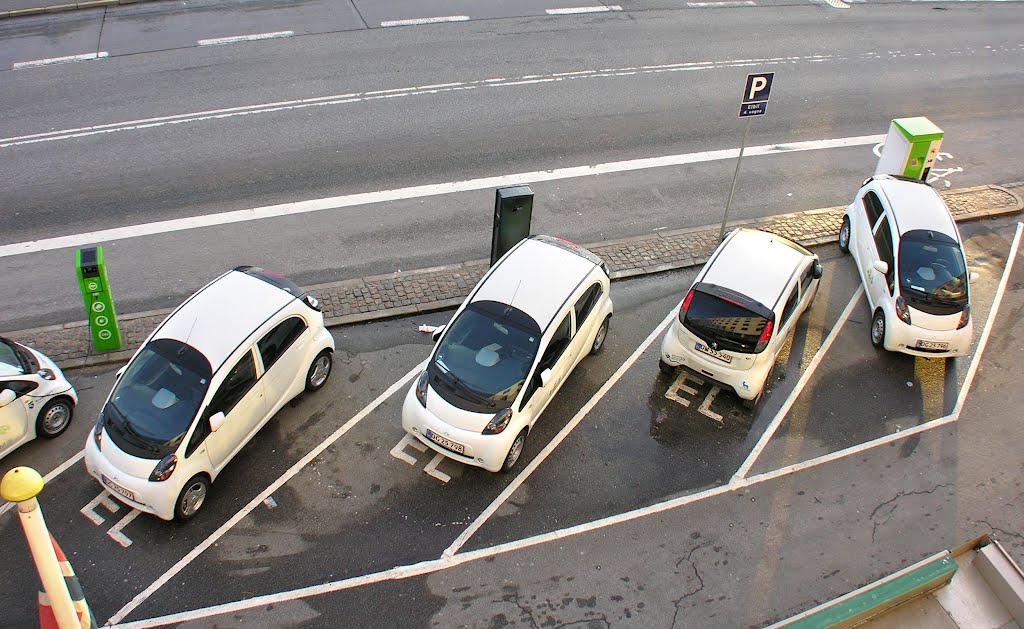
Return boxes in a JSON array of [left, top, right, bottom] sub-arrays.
[[9, 183, 1021, 371], [0, 0, 159, 19]]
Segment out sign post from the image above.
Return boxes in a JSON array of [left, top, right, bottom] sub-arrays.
[[720, 72, 775, 240]]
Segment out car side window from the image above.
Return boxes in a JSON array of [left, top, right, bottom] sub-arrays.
[[208, 350, 258, 417], [779, 288, 800, 328], [873, 217, 896, 294], [862, 191, 885, 227], [258, 317, 307, 371], [573, 283, 603, 326], [519, 314, 573, 410], [799, 264, 814, 297], [0, 380, 38, 398]]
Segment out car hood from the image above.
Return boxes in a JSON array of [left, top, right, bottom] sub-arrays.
[[425, 384, 492, 432]]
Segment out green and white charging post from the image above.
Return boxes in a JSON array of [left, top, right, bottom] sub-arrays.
[[75, 246, 122, 352], [874, 117, 944, 181]]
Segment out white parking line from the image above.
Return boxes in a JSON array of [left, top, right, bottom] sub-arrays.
[[380, 16, 469, 27], [732, 285, 864, 481], [197, 31, 294, 46], [80, 491, 113, 525], [423, 454, 452, 483], [13, 52, 108, 70], [546, 5, 623, 14], [111, 224, 1022, 628], [107, 510, 141, 548], [0, 134, 883, 259], [106, 360, 425, 625], [390, 433, 425, 465]]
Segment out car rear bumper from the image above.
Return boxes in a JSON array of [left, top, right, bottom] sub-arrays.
[[660, 325, 768, 401], [885, 316, 973, 358]]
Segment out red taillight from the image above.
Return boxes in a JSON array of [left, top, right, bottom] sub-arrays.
[[755, 319, 774, 353], [679, 289, 695, 321]]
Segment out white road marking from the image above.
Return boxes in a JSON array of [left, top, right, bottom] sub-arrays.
[[107, 510, 141, 548], [687, 1, 756, 7], [390, 433, 425, 465], [546, 5, 623, 14], [0, 449, 85, 517], [106, 360, 425, 625], [111, 226, 1022, 628], [665, 372, 703, 407], [80, 491, 113, 525], [442, 306, 680, 558], [12, 52, 108, 70], [101, 494, 122, 513], [0, 134, 884, 259], [697, 386, 723, 423], [423, 454, 452, 484], [197, 31, 294, 46], [380, 16, 469, 27], [732, 285, 864, 481]]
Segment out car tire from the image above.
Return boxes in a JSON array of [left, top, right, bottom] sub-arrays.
[[305, 350, 333, 392], [590, 316, 610, 355], [871, 309, 886, 349], [501, 429, 528, 473], [742, 362, 775, 411], [658, 359, 676, 377], [174, 475, 210, 522], [36, 397, 74, 438], [838, 216, 851, 254]]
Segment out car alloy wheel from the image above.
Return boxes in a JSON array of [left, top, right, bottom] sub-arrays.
[[838, 217, 851, 253], [37, 399, 74, 438], [871, 310, 886, 348], [306, 351, 333, 392], [590, 317, 610, 355], [175, 475, 210, 521], [502, 429, 528, 472]]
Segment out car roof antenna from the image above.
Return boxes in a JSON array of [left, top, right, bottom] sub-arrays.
[[179, 317, 198, 355], [505, 280, 523, 316]]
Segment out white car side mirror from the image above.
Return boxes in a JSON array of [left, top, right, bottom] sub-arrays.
[[0, 389, 15, 407], [431, 325, 446, 343], [969, 271, 980, 282], [209, 411, 226, 432], [540, 368, 553, 388], [872, 260, 889, 275]]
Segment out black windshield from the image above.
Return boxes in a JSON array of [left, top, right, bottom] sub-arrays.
[[429, 301, 541, 413], [898, 231, 968, 315], [104, 339, 212, 459]]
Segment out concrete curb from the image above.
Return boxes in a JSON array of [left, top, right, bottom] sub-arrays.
[[0, 0, 151, 19], [6, 184, 1021, 371]]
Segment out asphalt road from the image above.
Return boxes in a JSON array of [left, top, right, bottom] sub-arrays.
[[1, 2, 1022, 331], [1, 216, 1020, 627]]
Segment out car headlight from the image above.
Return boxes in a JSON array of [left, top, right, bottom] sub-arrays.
[[415, 371, 429, 408], [483, 408, 513, 435], [895, 296, 912, 324], [957, 304, 970, 330], [93, 411, 105, 449], [149, 454, 177, 482]]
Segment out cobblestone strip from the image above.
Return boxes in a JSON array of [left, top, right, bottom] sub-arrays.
[[6, 185, 1020, 370]]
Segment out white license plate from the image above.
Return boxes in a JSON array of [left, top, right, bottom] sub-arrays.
[[426, 429, 465, 455], [102, 475, 135, 502], [915, 340, 949, 351], [695, 341, 733, 364]]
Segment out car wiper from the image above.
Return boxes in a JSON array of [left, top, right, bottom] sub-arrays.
[[442, 372, 495, 409], [121, 420, 161, 453]]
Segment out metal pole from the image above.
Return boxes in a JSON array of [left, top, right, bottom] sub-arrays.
[[720, 115, 753, 240]]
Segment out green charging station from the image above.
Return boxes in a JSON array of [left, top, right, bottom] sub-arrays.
[[874, 117, 944, 181], [75, 246, 122, 352]]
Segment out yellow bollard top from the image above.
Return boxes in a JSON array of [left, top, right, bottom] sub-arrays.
[[1, 467, 44, 503]]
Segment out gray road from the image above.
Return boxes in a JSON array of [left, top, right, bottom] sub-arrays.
[[1, 2, 1022, 331]]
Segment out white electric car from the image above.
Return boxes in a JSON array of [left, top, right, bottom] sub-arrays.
[[659, 228, 822, 409], [84, 267, 334, 521], [1, 338, 78, 461], [838, 175, 976, 357], [402, 235, 613, 473]]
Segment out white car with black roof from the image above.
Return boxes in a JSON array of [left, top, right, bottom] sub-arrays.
[[402, 235, 613, 473]]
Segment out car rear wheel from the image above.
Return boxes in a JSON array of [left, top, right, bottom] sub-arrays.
[[658, 359, 676, 377], [174, 475, 210, 522], [36, 398, 74, 438], [742, 363, 775, 411], [590, 316, 610, 355], [838, 216, 851, 253], [501, 429, 528, 473], [871, 310, 887, 349], [306, 350, 332, 392]]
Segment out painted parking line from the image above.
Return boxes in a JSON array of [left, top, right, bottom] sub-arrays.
[[106, 360, 426, 625], [546, 5, 623, 14], [12, 52, 108, 70], [390, 433, 455, 483], [380, 16, 469, 27], [0, 133, 883, 259], [111, 223, 1022, 629], [80, 489, 143, 547], [197, 31, 294, 46]]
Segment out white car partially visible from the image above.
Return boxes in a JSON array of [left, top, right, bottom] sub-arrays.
[[0, 337, 78, 461]]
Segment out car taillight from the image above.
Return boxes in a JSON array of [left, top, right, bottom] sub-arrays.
[[754, 319, 774, 353], [149, 454, 177, 482], [38, 368, 57, 381], [895, 296, 912, 324], [483, 408, 513, 435], [957, 304, 970, 330], [678, 289, 695, 322], [415, 371, 429, 408]]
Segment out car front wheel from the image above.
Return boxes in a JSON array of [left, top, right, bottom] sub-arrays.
[[838, 216, 851, 253], [36, 398, 74, 438], [590, 316, 610, 355], [501, 429, 528, 473], [174, 475, 210, 522], [306, 350, 333, 392], [871, 310, 887, 349]]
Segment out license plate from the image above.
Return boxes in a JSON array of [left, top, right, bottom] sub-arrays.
[[915, 340, 949, 351], [102, 475, 135, 502], [695, 341, 732, 364], [425, 429, 465, 455]]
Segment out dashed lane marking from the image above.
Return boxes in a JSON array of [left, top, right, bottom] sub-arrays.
[[12, 52, 108, 70], [380, 16, 469, 27], [546, 5, 623, 14], [687, 1, 756, 7], [198, 31, 294, 46]]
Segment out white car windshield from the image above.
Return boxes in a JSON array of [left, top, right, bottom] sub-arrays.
[[898, 231, 968, 314], [429, 301, 541, 413]]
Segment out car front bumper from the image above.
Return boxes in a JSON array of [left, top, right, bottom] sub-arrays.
[[84, 434, 177, 521], [400, 388, 512, 473]]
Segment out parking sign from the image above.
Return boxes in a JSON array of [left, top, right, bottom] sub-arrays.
[[739, 72, 774, 117]]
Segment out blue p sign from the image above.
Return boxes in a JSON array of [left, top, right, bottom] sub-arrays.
[[739, 72, 774, 117]]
